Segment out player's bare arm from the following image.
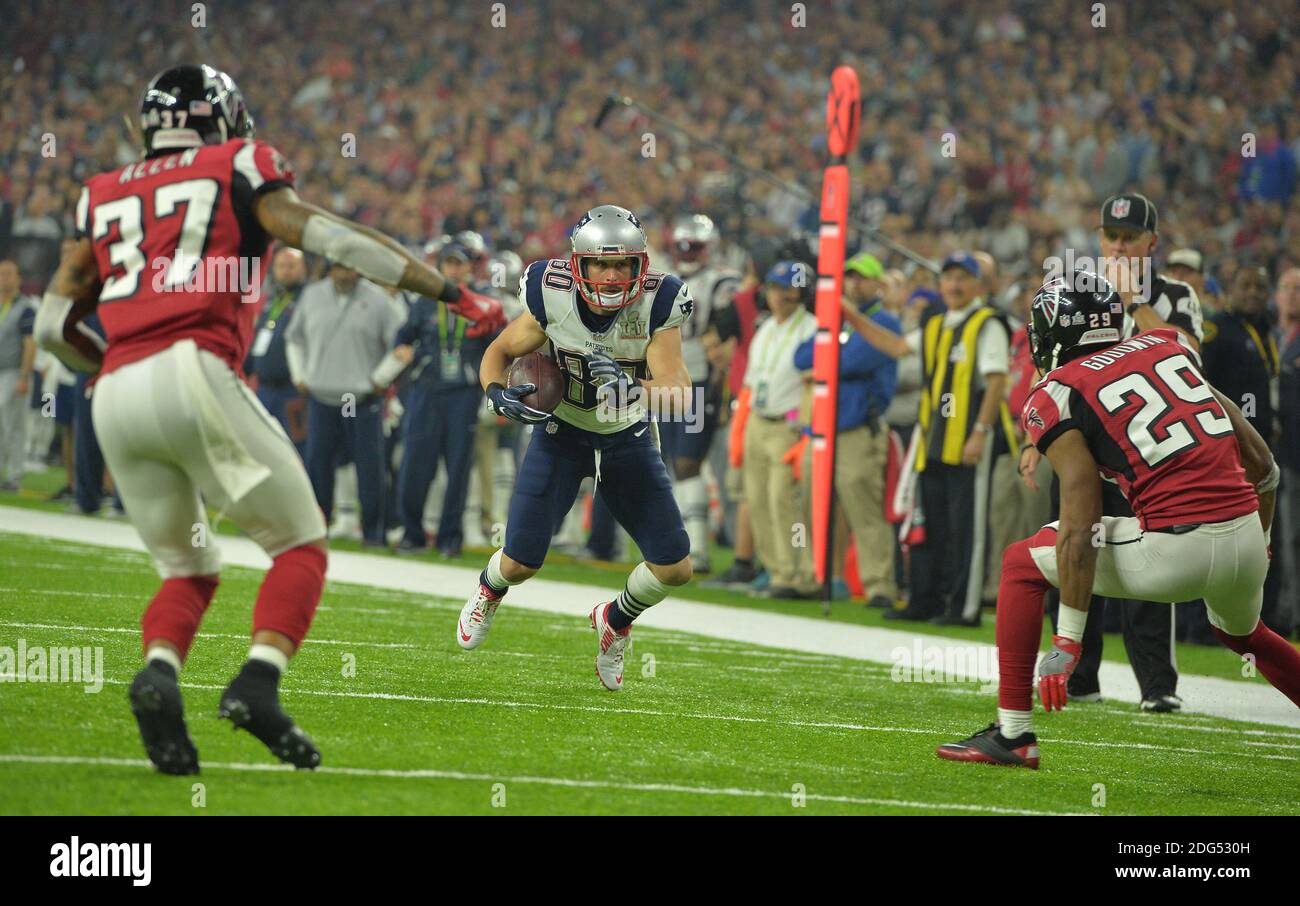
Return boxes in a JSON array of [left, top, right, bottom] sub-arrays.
[[1043, 429, 1103, 619], [1209, 385, 1278, 530], [841, 294, 910, 359], [641, 325, 692, 414], [480, 310, 548, 390], [254, 187, 455, 300], [33, 236, 105, 372]]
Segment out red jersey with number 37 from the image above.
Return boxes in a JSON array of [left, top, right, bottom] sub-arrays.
[[75, 139, 295, 376], [1021, 328, 1257, 530]]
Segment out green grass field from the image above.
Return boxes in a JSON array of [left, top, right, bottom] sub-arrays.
[[1, 528, 1296, 816], [0, 471, 1260, 682]]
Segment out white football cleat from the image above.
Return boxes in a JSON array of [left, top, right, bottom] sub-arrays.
[[457, 585, 502, 650], [590, 602, 628, 692]]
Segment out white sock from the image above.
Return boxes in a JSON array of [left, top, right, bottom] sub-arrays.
[[673, 475, 710, 562], [1057, 603, 1088, 642], [147, 647, 182, 673], [998, 708, 1033, 740], [615, 561, 671, 620], [485, 548, 524, 590], [248, 643, 289, 674]]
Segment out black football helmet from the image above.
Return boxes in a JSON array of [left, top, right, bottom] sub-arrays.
[[1028, 271, 1125, 372], [140, 64, 253, 156]]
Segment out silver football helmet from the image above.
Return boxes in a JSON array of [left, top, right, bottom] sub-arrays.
[[671, 213, 717, 268], [488, 249, 523, 292], [569, 204, 649, 310]]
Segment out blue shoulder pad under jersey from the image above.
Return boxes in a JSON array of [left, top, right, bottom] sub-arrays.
[[522, 260, 548, 328]]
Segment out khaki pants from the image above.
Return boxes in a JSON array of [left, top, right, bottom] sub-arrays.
[[801, 422, 896, 599], [0, 369, 28, 484], [743, 415, 813, 590], [984, 449, 1053, 599]]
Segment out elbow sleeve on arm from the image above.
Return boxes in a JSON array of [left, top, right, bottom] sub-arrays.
[[35, 292, 104, 373], [301, 214, 408, 286]]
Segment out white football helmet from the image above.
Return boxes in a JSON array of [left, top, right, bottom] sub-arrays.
[[671, 213, 717, 269]]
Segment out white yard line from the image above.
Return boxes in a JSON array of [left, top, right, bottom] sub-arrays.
[[3, 505, 1297, 729], [0, 754, 1093, 815], [0, 620, 416, 650]]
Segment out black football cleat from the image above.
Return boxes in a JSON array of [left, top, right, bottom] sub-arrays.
[[128, 662, 200, 775], [218, 660, 321, 769], [936, 723, 1040, 769]]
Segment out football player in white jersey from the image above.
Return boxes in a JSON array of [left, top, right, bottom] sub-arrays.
[[456, 205, 695, 691], [662, 214, 740, 574]]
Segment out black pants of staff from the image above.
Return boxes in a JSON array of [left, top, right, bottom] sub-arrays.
[[1047, 477, 1178, 701], [910, 461, 977, 620]]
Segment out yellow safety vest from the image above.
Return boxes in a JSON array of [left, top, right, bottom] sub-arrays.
[[915, 305, 1016, 471]]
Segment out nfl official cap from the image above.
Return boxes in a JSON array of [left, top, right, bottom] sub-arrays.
[[1166, 248, 1203, 273], [940, 251, 981, 277], [1099, 193, 1158, 232]]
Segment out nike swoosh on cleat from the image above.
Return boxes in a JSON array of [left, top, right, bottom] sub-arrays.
[[458, 621, 472, 642]]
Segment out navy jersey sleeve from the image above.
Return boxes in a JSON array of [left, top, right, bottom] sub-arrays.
[[649, 274, 691, 333], [522, 260, 548, 329]]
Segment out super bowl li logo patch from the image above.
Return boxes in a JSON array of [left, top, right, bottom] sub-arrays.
[[620, 312, 647, 339]]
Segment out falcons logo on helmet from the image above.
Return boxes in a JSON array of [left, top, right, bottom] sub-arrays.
[[1036, 277, 1067, 326]]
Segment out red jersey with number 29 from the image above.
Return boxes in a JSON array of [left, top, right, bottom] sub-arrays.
[[1021, 328, 1257, 530], [75, 139, 295, 376]]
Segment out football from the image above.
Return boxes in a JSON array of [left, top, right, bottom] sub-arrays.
[[507, 350, 564, 413]]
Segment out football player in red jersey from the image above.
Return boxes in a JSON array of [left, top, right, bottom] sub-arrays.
[[33, 64, 503, 775], [937, 272, 1299, 769]]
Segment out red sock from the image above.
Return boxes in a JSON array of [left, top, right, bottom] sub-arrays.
[[253, 544, 327, 649], [997, 529, 1056, 713], [1212, 623, 1300, 707], [142, 575, 219, 660]]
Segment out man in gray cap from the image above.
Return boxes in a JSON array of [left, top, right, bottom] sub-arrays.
[[1165, 248, 1213, 316]]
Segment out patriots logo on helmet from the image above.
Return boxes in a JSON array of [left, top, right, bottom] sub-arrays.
[[1026, 408, 1045, 430], [1111, 198, 1131, 219]]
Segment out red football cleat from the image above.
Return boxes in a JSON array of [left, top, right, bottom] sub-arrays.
[[936, 723, 1040, 769]]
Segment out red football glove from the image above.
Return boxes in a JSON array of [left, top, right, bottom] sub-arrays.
[[1037, 634, 1082, 712], [448, 288, 505, 338]]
